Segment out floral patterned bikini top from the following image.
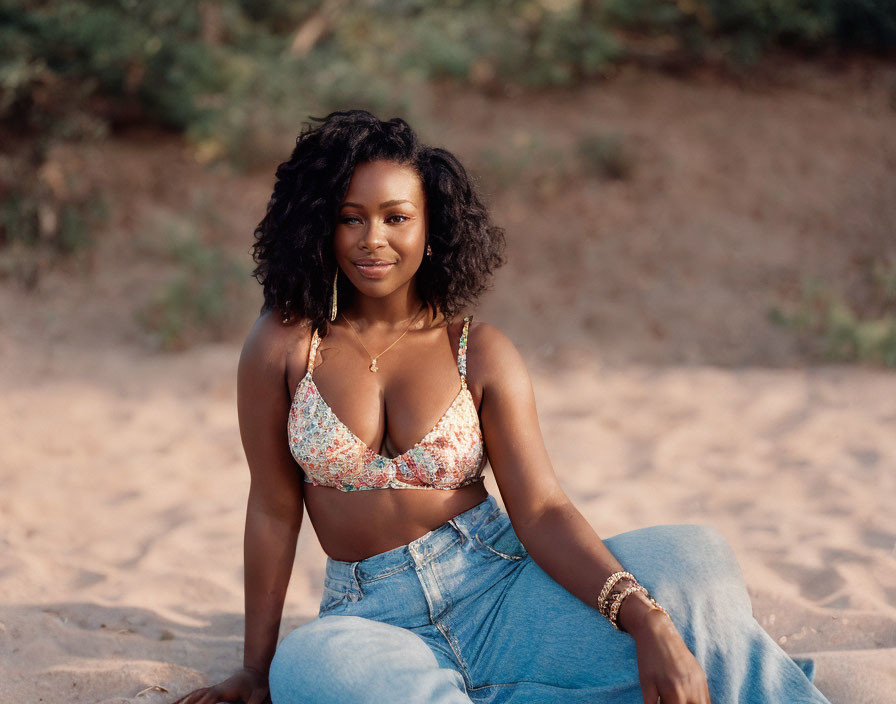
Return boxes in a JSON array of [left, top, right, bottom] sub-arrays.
[[287, 315, 487, 491]]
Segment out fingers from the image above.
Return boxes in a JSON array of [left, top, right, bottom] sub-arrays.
[[171, 688, 208, 704], [196, 689, 223, 704], [694, 666, 711, 704], [247, 688, 270, 704], [194, 689, 217, 704], [170, 672, 269, 704], [656, 685, 688, 704], [641, 682, 659, 704], [650, 676, 712, 704]]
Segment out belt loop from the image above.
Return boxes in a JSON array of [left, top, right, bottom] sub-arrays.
[[448, 516, 471, 544], [350, 562, 363, 596]]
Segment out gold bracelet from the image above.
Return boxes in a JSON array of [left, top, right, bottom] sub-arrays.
[[601, 578, 640, 618], [608, 584, 649, 631], [596, 571, 636, 616], [647, 597, 670, 621], [611, 593, 671, 633]]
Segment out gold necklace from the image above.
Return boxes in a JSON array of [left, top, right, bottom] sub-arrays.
[[340, 306, 426, 372]]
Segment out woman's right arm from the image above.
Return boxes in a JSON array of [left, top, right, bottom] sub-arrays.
[[173, 312, 306, 704]]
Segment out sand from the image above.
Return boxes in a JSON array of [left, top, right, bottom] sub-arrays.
[[1, 326, 894, 703]]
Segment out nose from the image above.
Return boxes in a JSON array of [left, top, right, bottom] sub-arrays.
[[357, 221, 388, 252]]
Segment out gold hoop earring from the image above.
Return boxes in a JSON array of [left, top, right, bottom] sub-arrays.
[[329, 269, 338, 321]]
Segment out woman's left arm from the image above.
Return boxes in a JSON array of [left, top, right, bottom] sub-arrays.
[[473, 322, 711, 704]]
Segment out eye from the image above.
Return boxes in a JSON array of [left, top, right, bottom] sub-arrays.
[[340, 215, 361, 224], [387, 214, 410, 223]]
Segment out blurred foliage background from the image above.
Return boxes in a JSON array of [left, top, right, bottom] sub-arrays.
[[1, 0, 895, 362]]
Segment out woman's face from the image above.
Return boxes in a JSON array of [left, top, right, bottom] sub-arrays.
[[334, 160, 428, 303]]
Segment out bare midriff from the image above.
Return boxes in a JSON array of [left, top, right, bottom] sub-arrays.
[[303, 479, 489, 562]]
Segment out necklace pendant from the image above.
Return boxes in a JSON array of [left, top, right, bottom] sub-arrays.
[[369, 359, 378, 372]]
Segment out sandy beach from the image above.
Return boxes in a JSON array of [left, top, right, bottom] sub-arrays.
[[1, 317, 894, 702]]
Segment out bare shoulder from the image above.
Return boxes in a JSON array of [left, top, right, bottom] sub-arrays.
[[239, 310, 312, 390], [466, 319, 530, 390]]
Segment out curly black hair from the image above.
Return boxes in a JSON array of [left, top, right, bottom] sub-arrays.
[[250, 109, 506, 333]]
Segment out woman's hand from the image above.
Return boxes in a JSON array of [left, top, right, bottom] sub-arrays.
[[629, 609, 711, 704], [171, 666, 270, 704]]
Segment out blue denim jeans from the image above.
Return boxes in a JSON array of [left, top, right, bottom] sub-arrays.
[[270, 495, 830, 703]]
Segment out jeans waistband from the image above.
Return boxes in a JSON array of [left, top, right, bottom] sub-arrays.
[[324, 494, 502, 589]]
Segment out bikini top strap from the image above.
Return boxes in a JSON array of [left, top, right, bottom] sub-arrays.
[[307, 327, 321, 375], [457, 315, 472, 388]]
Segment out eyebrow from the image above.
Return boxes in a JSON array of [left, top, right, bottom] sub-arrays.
[[341, 199, 415, 209]]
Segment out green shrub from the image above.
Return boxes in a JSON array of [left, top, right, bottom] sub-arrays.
[[474, 129, 636, 199], [135, 210, 255, 350], [606, 0, 896, 66], [768, 262, 896, 367], [0, 161, 108, 287], [0, 1, 228, 136], [4, 0, 894, 163]]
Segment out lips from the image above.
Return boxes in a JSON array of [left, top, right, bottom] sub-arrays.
[[354, 258, 395, 265], [353, 259, 396, 279]]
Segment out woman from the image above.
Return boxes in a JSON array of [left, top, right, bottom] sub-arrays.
[[173, 110, 831, 704]]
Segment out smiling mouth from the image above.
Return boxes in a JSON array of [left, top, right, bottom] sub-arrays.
[[354, 261, 395, 278]]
